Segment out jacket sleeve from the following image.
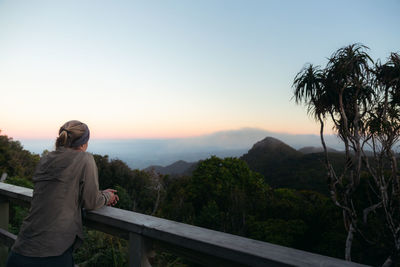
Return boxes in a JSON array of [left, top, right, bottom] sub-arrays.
[[80, 154, 111, 210]]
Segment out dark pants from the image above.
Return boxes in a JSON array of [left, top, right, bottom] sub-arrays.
[[6, 246, 74, 267]]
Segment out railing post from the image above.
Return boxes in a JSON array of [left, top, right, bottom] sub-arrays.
[[0, 197, 10, 266], [129, 232, 152, 267]]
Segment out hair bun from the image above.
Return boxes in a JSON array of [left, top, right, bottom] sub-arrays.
[[60, 127, 71, 135]]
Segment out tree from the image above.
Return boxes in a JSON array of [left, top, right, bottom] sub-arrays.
[[293, 43, 400, 265], [365, 52, 400, 266], [0, 131, 40, 178], [188, 156, 269, 234], [93, 155, 162, 214]]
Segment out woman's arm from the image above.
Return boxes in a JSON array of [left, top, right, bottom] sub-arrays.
[[80, 154, 118, 210]]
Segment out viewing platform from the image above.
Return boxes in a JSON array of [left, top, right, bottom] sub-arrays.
[[0, 182, 370, 267]]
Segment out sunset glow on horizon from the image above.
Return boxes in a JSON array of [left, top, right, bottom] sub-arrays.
[[1, 1, 399, 141], [1, 119, 323, 140]]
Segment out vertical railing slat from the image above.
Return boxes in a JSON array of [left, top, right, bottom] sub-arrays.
[[0, 198, 10, 266], [129, 232, 152, 267]]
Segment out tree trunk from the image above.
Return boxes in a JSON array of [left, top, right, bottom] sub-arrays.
[[345, 223, 355, 261], [318, 115, 328, 162], [151, 184, 161, 216]]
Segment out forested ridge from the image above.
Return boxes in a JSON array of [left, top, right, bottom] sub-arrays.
[[0, 131, 393, 266], [147, 136, 349, 195]]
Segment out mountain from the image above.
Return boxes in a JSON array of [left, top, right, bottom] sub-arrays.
[[145, 160, 197, 176], [241, 137, 345, 194], [146, 137, 344, 192], [241, 137, 302, 175], [248, 136, 300, 153]]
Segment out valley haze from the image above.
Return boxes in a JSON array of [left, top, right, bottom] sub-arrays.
[[19, 128, 344, 169]]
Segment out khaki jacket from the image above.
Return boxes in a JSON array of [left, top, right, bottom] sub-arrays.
[[12, 147, 110, 257]]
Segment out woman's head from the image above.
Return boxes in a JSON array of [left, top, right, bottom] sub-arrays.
[[55, 120, 90, 150]]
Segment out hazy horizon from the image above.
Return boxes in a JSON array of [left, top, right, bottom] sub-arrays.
[[18, 127, 344, 169]]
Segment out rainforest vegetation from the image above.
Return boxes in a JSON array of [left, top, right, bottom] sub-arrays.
[[0, 130, 393, 266]]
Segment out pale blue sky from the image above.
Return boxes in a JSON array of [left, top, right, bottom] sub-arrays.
[[0, 0, 399, 139]]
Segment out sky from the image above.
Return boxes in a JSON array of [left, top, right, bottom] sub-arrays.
[[0, 0, 399, 140]]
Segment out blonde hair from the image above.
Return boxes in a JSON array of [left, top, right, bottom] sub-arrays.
[[55, 120, 90, 149]]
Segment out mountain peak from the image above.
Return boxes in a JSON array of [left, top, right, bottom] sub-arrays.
[[241, 137, 301, 173], [252, 136, 287, 150]]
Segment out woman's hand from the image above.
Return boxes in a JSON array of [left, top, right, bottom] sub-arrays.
[[103, 189, 119, 206]]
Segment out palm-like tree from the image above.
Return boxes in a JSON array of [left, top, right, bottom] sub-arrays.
[[325, 44, 373, 136], [376, 53, 400, 105], [294, 44, 400, 265], [369, 52, 400, 266], [293, 44, 376, 261], [293, 64, 326, 117], [293, 64, 332, 157]]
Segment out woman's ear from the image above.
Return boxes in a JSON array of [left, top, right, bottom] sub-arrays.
[[82, 142, 88, 151], [77, 143, 88, 152]]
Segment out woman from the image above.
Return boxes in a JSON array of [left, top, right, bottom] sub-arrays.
[[6, 120, 119, 267]]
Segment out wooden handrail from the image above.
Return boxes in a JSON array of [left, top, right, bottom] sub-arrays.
[[0, 182, 371, 267]]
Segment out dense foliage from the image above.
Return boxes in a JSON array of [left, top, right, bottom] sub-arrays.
[[242, 147, 347, 195], [0, 131, 362, 265], [0, 131, 39, 179], [81, 155, 352, 265]]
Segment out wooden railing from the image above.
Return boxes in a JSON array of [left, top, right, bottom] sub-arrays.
[[0, 182, 370, 267]]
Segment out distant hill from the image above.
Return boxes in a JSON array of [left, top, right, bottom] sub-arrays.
[[241, 137, 302, 174], [145, 160, 197, 176], [142, 136, 348, 194], [241, 137, 345, 194], [145, 137, 344, 194]]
